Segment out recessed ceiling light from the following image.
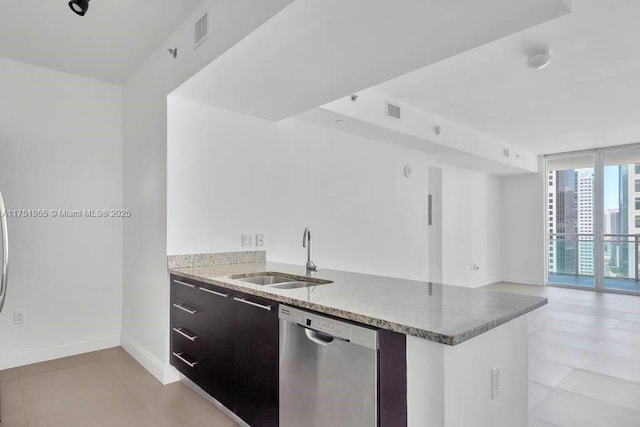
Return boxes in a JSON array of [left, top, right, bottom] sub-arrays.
[[526, 49, 551, 69]]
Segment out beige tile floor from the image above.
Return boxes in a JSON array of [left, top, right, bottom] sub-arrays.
[[486, 282, 640, 427], [0, 347, 237, 427], [4, 283, 640, 426]]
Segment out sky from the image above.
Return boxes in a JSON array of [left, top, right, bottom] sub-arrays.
[[604, 166, 619, 210]]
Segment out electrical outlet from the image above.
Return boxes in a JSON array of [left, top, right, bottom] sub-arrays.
[[255, 234, 264, 247], [491, 365, 501, 399], [14, 311, 25, 325]]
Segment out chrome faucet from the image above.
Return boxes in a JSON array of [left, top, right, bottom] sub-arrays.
[[302, 227, 317, 276]]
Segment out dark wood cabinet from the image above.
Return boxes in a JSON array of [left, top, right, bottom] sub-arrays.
[[233, 294, 279, 427], [169, 274, 406, 427], [169, 275, 279, 426], [196, 283, 236, 409]]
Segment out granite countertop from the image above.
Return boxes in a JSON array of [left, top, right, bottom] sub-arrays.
[[168, 262, 547, 346]]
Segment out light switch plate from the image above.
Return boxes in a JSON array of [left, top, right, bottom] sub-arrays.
[[241, 234, 253, 247]]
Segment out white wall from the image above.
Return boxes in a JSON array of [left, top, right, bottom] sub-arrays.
[[167, 98, 505, 286], [442, 166, 503, 287], [501, 172, 545, 285], [167, 98, 430, 280], [121, 50, 175, 381], [407, 316, 529, 427], [121, 0, 292, 383], [443, 316, 528, 427], [0, 57, 123, 369]]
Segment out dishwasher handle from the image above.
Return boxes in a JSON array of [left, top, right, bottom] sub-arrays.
[[304, 328, 335, 346]]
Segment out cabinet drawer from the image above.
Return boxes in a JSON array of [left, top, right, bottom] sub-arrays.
[[172, 336, 203, 359], [232, 294, 276, 312], [197, 282, 232, 299], [171, 353, 202, 384], [171, 339, 203, 383], [171, 350, 200, 369], [172, 325, 201, 345], [172, 298, 203, 329], [171, 276, 201, 305]]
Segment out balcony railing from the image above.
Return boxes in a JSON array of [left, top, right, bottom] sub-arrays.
[[549, 233, 640, 281]]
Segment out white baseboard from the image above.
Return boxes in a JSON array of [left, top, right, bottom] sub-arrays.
[[501, 275, 545, 286], [120, 335, 179, 385], [0, 334, 121, 370]]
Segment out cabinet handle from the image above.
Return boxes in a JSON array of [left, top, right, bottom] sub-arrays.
[[172, 303, 197, 314], [198, 287, 229, 298], [172, 327, 198, 341], [172, 352, 199, 368], [233, 297, 272, 311], [174, 279, 195, 288]]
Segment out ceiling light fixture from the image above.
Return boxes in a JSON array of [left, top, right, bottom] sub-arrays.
[[525, 49, 551, 69], [68, 0, 90, 17]]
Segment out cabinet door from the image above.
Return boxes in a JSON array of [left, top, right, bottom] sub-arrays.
[[233, 294, 279, 427], [196, 283, 235, 409]]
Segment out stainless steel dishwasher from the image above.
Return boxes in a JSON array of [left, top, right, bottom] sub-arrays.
[[279, 305, 378, 427]]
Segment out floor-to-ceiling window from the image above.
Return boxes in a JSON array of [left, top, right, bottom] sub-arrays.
[[546, 145, 640, 294], [547, 153, 596, 289]]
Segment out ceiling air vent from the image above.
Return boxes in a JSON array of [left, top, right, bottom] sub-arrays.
[[503, 148, 510, 158], [194, 11, 209, 49], [386, 101, 401, 120]]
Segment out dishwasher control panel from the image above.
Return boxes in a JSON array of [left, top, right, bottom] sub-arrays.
[[309, 317, 348, 339], [279, 305, 350, 340], [279, 305, 378, 349]]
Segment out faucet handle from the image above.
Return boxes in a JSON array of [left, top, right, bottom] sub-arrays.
[[306, 260, 318, 274]]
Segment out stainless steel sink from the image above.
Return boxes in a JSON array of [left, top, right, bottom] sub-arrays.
[[270, 282, 317, 289], [229, 272, 333, 288], [237, 275, 293, 286]]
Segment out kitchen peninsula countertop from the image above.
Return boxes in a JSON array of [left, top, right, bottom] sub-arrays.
[[168, 262, 546, 345]]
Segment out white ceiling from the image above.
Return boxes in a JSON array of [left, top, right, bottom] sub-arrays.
[[173, 0, 569, 121], [375, 0, 640, 155], [0, 0, 203, 84]]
